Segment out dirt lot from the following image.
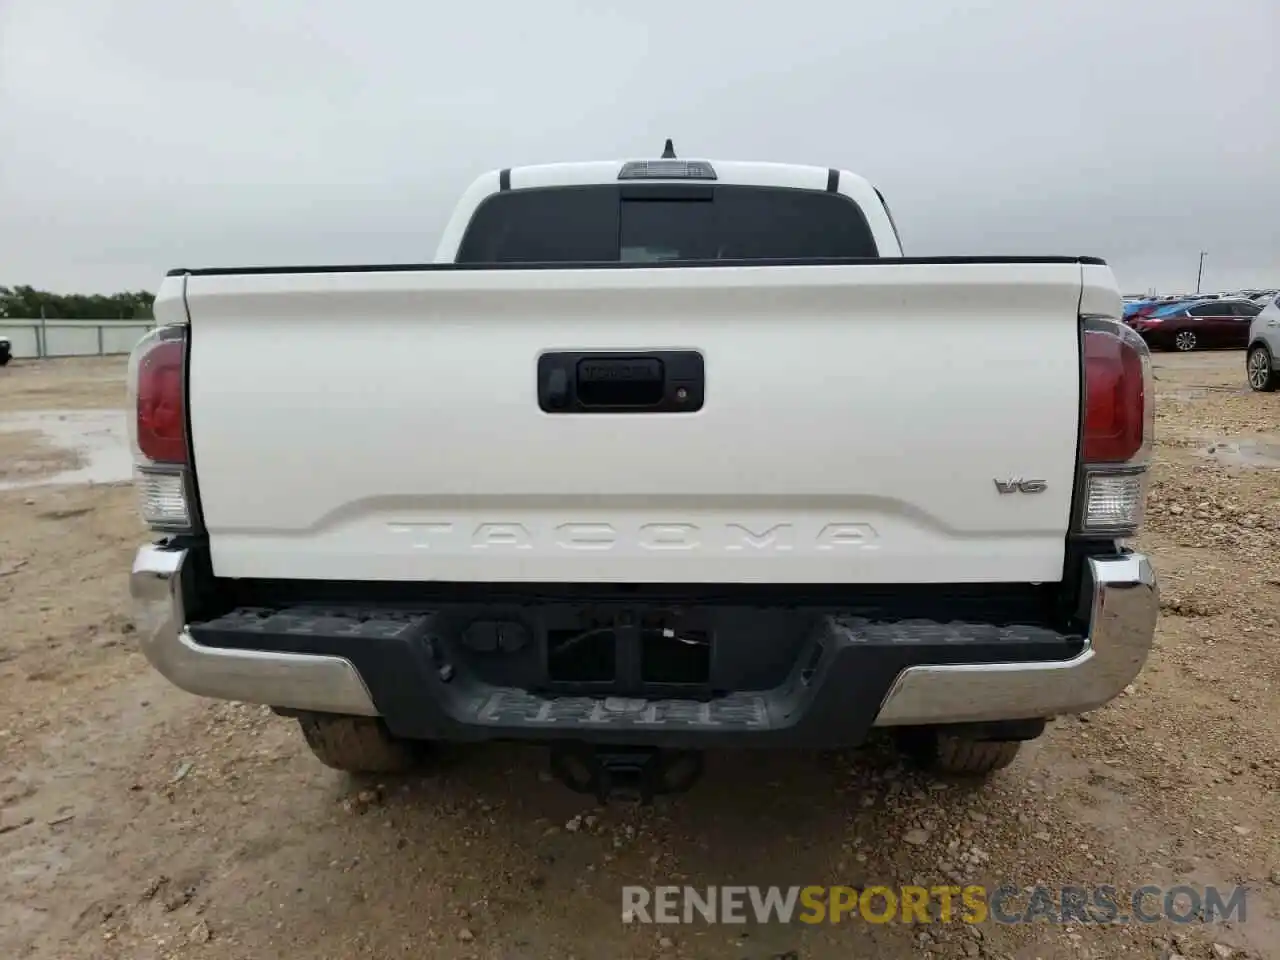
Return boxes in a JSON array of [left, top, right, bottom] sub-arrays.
[[1, 354, 1277, 960]]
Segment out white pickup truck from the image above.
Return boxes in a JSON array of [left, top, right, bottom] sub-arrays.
[[129, 150, 1158, 801]]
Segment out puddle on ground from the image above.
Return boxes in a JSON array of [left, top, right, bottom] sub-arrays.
[[0, 409, 131, 491], [1199, 435, 1280, 470], [1161, 385, 1252, 402], [1163, 388, 1209, 402]]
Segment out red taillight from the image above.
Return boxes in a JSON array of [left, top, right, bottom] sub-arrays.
[[136, 337, 187, 464], [1083, 324, 1146, 463], [1077, 316, 1153, 537]]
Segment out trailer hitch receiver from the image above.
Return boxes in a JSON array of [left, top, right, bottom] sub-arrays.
[[549, 744, 704, 803]]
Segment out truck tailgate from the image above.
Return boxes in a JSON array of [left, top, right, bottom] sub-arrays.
[[183, 261, 1086, 584]]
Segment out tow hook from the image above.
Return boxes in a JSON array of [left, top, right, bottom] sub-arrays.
[[548, 744, 704, 803]]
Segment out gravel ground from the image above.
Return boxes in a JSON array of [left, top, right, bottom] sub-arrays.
[[1, 353, 1277, 960]]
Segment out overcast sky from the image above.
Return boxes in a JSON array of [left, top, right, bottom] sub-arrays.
[[1, 0, 1276, 295]]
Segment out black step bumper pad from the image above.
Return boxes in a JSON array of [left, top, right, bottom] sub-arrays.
[[189, 606, 1082, 748]]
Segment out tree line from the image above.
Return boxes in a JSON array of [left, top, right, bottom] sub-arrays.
[[0, 286, 155, 320]]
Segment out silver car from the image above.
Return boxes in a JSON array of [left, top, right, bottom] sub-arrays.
[[1247, 294, 1280, 391]]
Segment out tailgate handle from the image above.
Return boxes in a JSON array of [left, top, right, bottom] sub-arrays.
[[537, 351, 704, 414], [546, 367, 570, 409], [577, 358, 664, 407]]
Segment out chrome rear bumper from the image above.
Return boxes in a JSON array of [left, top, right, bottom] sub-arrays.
[[129, 545, 377, 716], [872, 553, 1158, 725], [130, 544, 1157, 725]]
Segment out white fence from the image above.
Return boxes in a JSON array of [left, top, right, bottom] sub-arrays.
[[0, 319, 156, 359]]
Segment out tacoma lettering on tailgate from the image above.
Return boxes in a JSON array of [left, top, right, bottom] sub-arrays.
[[387, 521, 880, 552]]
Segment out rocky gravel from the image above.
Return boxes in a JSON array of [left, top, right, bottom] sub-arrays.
[[1, 352, 1278, 959]]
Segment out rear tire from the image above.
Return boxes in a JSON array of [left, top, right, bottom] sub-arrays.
[[296, 714, 424, 774], [1174, 330, 1197, 352], [931, 735, 1022, 775], [901, 729, 1025, 778], [1247, 345, 1277, 392]]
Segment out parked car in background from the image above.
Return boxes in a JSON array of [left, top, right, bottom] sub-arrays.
[[0, 336, 10, 366], [1124, 299, 1179, 324], [1127, 299, 1198, 329], [1247, 295, 1280, 391], [1129, 298, 1262, 352]]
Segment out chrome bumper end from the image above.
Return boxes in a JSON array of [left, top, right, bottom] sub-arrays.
[[129, 543, 377, 716], [873, 553, 1159, 726]]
